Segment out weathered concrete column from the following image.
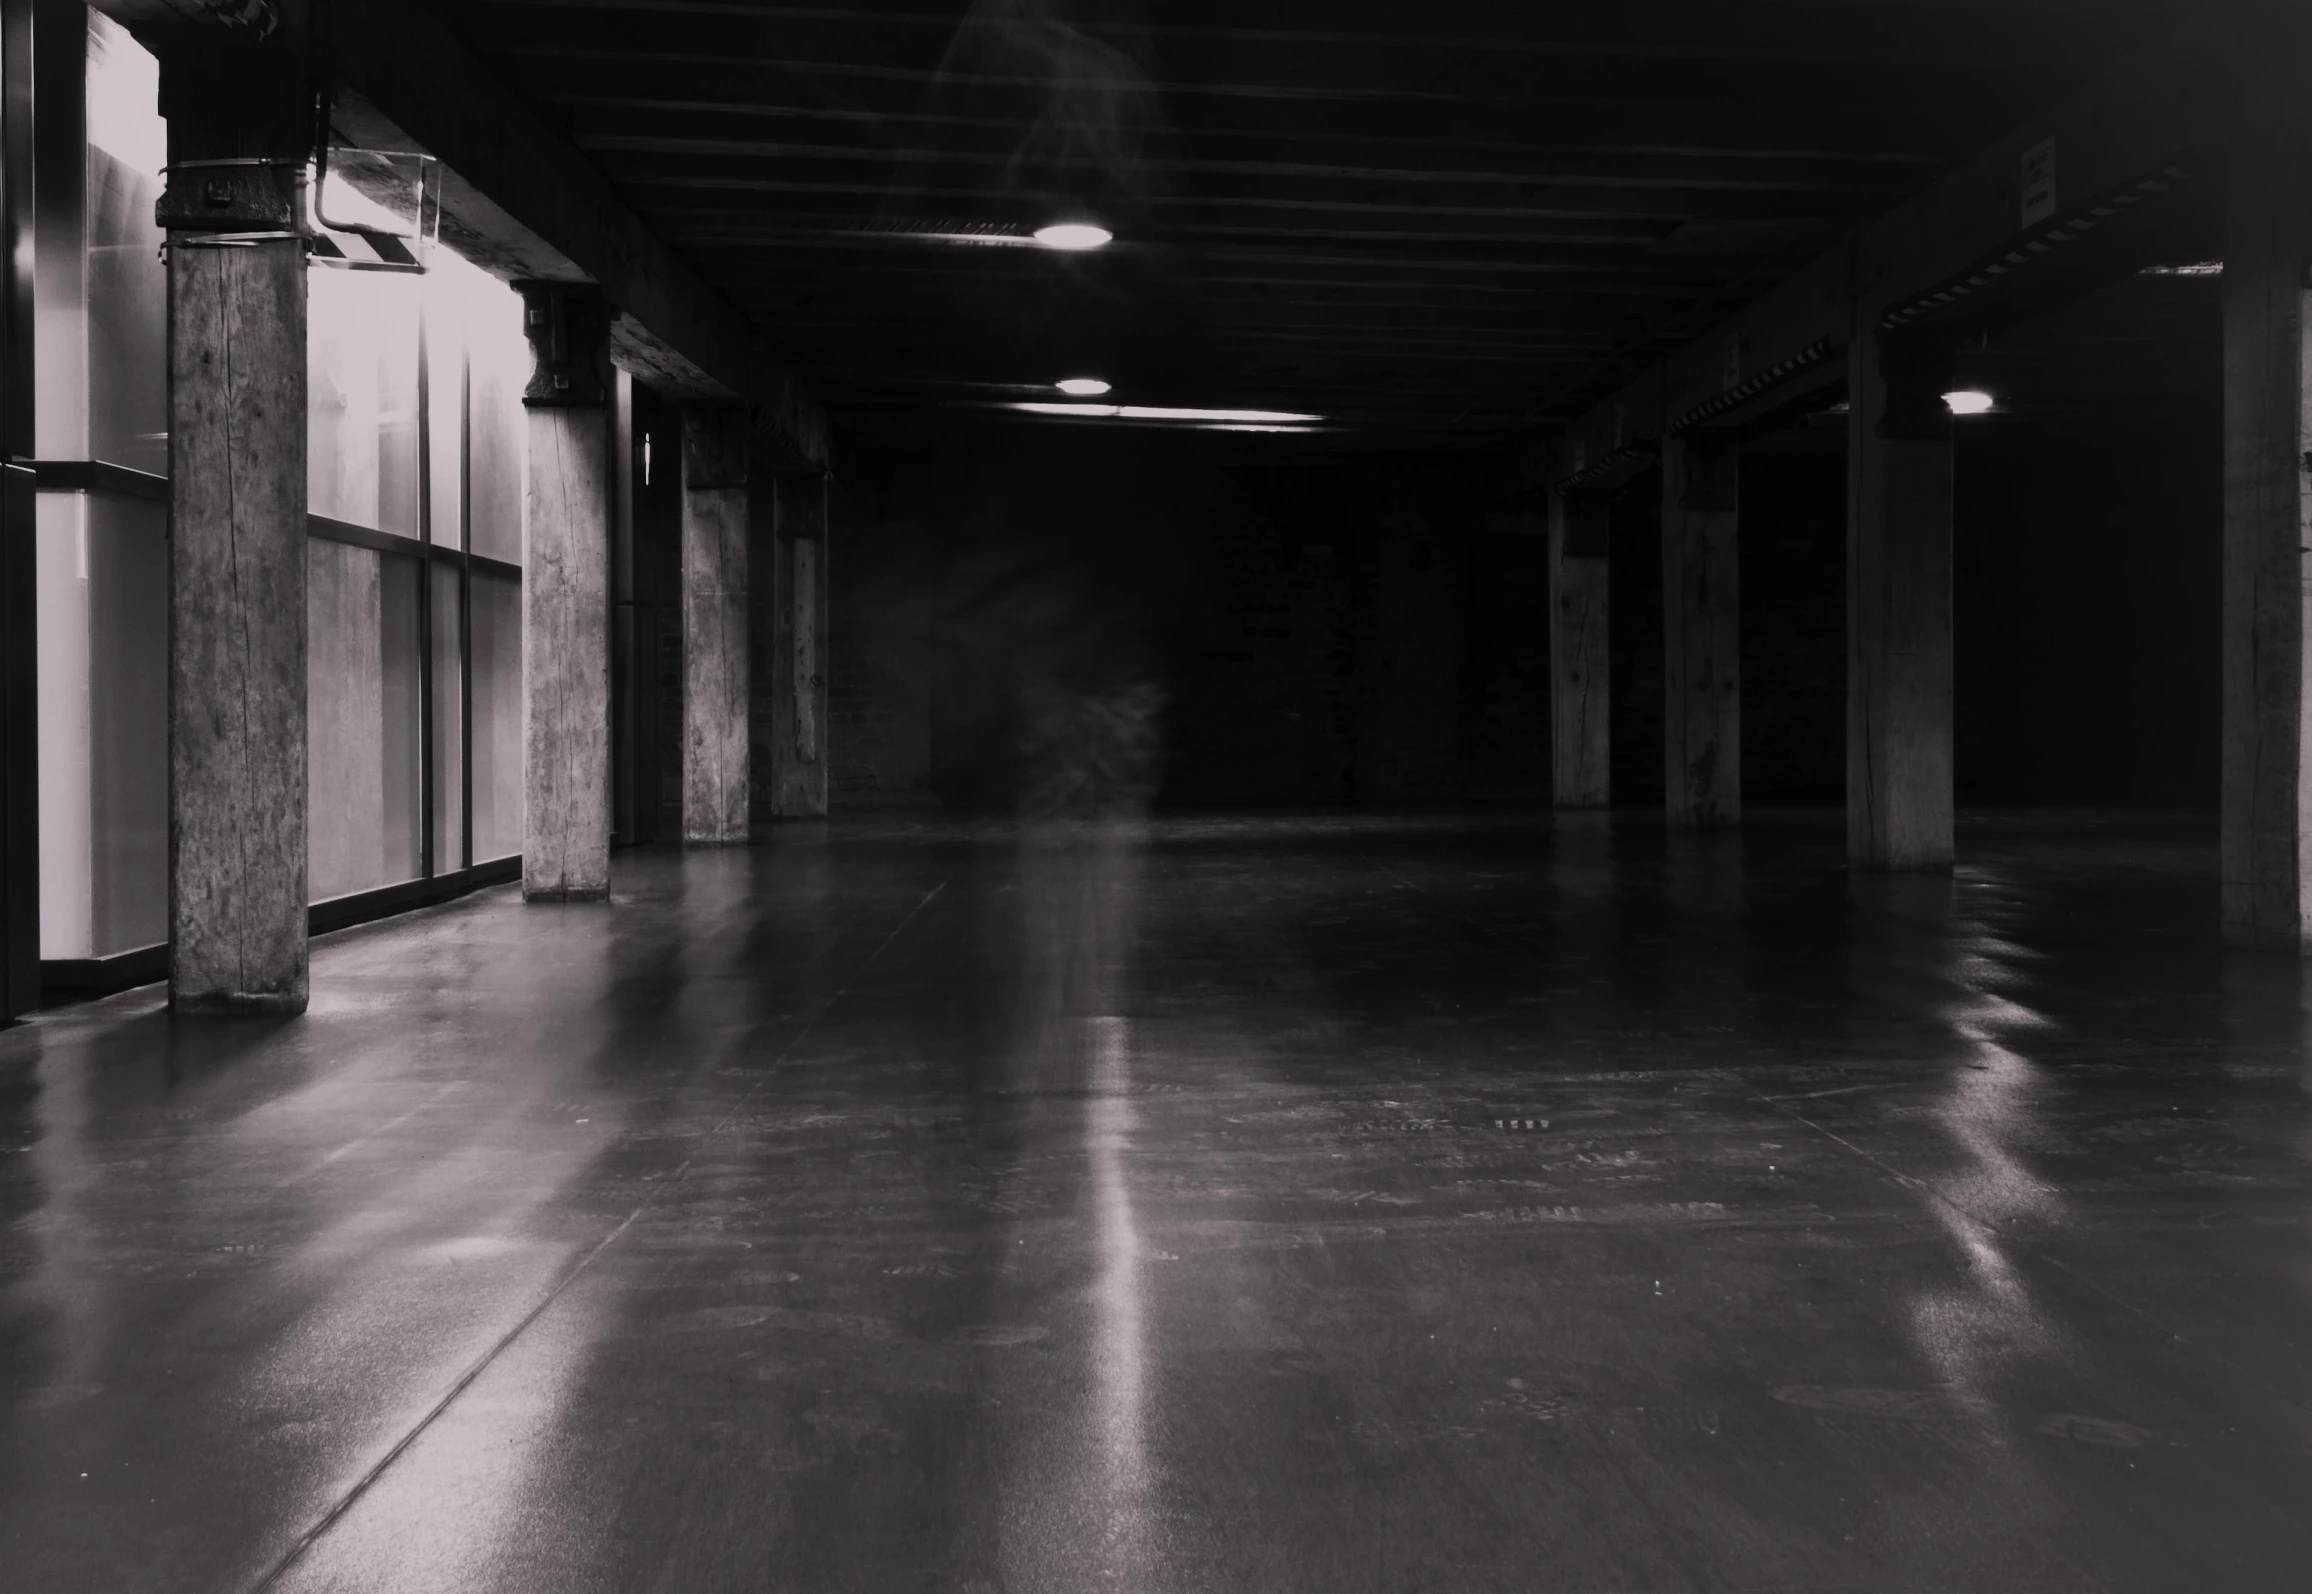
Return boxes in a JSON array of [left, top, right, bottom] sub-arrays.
[[1660, 433, 1740, 827], [1547, 487, 1610, 807], [764, 472, 830, 818], [517, 284, 613, 900], [2219, 109, 2312, 947], [156, 28, 310, 1012], [1846, 325, 1954, 871], [681, 403, 750, 843]]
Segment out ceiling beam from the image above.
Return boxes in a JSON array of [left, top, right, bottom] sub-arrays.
[[1548, 1, 2276, 470], [573, 126, 1929, 195], [99, 0, 833, 471], [681, 242, 1737, 286], [476, 37, 2059, 121], [607, 167, 1898, 223], [645, 207, 1680, 249], [512, 74, 1961, 165], [461, 0, 2129, 73]]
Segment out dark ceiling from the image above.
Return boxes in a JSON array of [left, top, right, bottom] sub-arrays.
[[452, 0, 2202, 452]]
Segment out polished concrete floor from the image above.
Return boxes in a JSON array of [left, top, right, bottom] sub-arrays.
[[2, 809, 2307, 1593]]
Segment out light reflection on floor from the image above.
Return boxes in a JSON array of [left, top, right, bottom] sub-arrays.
[[2, 810, 2308, 1593]]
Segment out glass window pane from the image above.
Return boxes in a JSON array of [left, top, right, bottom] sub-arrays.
[[431, 562, 465, 871], [309, 270, 422, 534], [423, 296, 464, 551], [309, 541, 423, 900], [420, 247, 526, 563], [37, 491, 166, 959], [439, 250, 529, 566], [469, 570, 523, 862], [85, 14, 167, 477], [35, 498, 89, 958], [90, 497, 169, 952]]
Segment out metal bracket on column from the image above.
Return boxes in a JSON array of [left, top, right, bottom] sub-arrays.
[[1552, 438, 1659, 501], [1676, 434, 1740, 512], [516, 282, 612, 408], [1875, 328, 1958, 442], [189, 0, 283, 37], [682, 403, 753, 490], [155, 156, 304, 243], [1558, 494, 1613, 557], [149, 9, 315, 246]]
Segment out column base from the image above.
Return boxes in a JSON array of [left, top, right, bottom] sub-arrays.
[[1847, 856, 1955, 875], [522, 885, 611, 904], [169, 989, 309, 1016], [2217, 911, 2308, 953]]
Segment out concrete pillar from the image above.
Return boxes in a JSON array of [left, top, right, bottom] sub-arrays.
[[1846, 325, 1954, 871], [1547, 488, 1610, 807], [1661, 433, 1740, 827], [763, 472, 830, 818], [517, 284, 613, 900], [155, 30, 310, 1012], [681, 403, 750, 843], [2219, 110, 2312, 947]]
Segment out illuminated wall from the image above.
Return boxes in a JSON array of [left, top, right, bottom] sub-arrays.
[[35, 6, 531, 965]]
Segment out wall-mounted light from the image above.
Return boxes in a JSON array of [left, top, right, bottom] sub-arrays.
[[1055, 377, 1111, 396], [1942, 390, 1996, 416], [307, 146, 440, 272], [1033, 222, 1112, 251]]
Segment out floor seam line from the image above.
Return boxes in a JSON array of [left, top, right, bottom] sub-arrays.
[[246, 1197, 664, 1594], [246, 874, 950, 1593]]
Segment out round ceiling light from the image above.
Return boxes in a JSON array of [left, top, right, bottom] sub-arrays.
[[1942, 389, 1996, 415], [1055, 377, 1111, 396], [1033, 222, 1113, 251]]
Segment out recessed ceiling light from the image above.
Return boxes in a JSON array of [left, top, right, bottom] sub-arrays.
[[1055, 377, 1111, 396], [1033, 222, 1112, 251], [1942, 390, 1996, 416]]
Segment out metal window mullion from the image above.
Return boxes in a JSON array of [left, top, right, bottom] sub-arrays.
[[459, 342, 474, 871], [415, 287, 435, 880]]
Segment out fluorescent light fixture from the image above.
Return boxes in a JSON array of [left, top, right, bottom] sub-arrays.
[[1123, 405, 1320, 423], [1055, 377, 1111, 396], [1942, 390, 1996, 416], [2141, 260, 2223, 277], [912, 230, 1040, 248], [1033, 222, 1112, 251], [1002, 402, 1324, 423]]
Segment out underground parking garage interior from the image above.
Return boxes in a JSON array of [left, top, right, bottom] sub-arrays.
[[4, 0, 2312, 1587]]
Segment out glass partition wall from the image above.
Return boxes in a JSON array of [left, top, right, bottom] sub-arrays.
[[303, 251, 530, 910], [32, 5, 528, 989]]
